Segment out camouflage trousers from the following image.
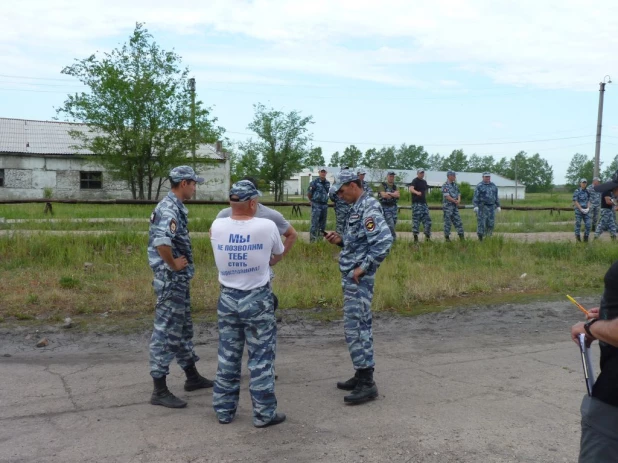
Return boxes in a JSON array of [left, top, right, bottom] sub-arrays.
[[594, 208, 616, 238], [149, 272, 199, 379], [574, 209, 592, 237], [310, 203, 328, 242], [381, 205, 398, 239], [334, 203, 351, 235], [477, 204, 496, 237], [213, 284, 277, 427], [443, 204, 464, 237], [341, 273, 376, 370], [591, 204, 601, 229], [412, 203, 432, 236]]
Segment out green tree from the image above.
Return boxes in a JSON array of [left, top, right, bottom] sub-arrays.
[[304, 146, 326, 168], [602, 154, 618, 180], [362, 148, 379, 167], [440, 149, 469, 171], [243, 103, 313, 201], [566, 153, 594, 189], [329, 151, 341, 167], [427, 153, 444, 170], [468, 154, 496, 173], [395, 144, 428, 170], [493, 157, 509, 176], [234, 145, 261, 182], [340, 145, 363, 169], [504, 152, 553, 192], [57, 23, 223, 200]]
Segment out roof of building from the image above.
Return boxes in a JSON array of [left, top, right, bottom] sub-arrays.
[[303, 167, 521, 187], [0, 117, 226, 160]]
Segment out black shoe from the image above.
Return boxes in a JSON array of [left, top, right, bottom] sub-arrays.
[[255, 413, 286, 428], [576, 235, 581, 242], [218, 414, 235, 424], [478, 234, 483, 241], [344, 369, 378, 405], [151, 376, 187, 408], [584, 235, 589, 243], [337, 371, 359, 391], [425, 234, 431, 242], [413, 234, 419, 242], [458, 234, 465, 241], [445, 236, 451, 242], [183, 364, 214, 391]]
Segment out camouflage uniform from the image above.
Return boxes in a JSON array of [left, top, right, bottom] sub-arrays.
[[573, 187, 592, 239], [148, 191, 199, 379], [442, 180, 464, 238], [361, 180, 373, 195], [213, 285, 277, 426], [330, 190, 352, 235], [588, 184, 602, 230], [307, 177, 331, 242], [339, 193, 393, 370], [473, 180, 500, 238], [378, 182, 399, 239], [594, 192, 616, 239]]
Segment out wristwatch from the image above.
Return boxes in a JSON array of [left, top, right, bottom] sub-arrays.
[[584, 318, 600, 337]]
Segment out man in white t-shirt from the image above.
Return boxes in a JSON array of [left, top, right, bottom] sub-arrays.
[[210, 180, 286, 428]]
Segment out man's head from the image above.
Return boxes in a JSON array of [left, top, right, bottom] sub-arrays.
[[482, 172, 491, 184], [228, 180, 261, 215], [169, 166, 204, 201], [416, 168, 425, 179], [331, 170, 362, 204], [319, 168, 327, 179], [357, 168, 366, 181], [447, 170, 456, 181], [580, 178, 588, 189], [593, 177, 601, 186], [387, 171, 396, 183]]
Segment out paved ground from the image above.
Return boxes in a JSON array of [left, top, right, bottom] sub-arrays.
[[0, 300, 594, 463]]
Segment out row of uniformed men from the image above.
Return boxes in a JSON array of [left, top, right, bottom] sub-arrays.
[[146, 166, 394, 429], [307, 168, 502, 242], [572, 177, 618, 242]]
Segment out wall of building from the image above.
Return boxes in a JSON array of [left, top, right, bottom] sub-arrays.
[[0, 154, 230, 201]]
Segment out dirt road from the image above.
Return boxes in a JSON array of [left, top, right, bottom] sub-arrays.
[[0, 299, 593, 463]]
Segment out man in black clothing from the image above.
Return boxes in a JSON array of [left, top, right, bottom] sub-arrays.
[[408, 169, 431, 242]]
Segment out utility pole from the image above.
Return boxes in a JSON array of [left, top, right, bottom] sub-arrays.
[[594, 76, 612, 178], [188, 77, 196, 198]]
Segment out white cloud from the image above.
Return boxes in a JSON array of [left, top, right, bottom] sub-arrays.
[[1, 0, 617, 88]]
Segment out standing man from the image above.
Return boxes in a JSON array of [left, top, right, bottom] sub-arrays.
[[473, 172, 501, 241], [330, 168, 352, 235], [210, 180, 286, 427], [442, 170, 465, 242], [358, 169, 372, 194], [588, 177, 602, 231], [378, 171, 400, 239], [307, 169, 331, 242], [408, 168, 432, 242], [573, 178, 592, 242], [325, 171, 393, 405], [148, 166, 213, 409], [594, 184, 618, 241]]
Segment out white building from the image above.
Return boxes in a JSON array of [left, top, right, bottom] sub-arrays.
[[292, 166, 525, 200], [0, 117, 230, 200]]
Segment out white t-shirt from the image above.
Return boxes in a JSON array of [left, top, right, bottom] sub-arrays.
[[210, 217, 284, 290]]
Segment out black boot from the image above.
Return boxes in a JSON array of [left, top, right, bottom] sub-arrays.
[[459, 233, 465, 241], [584, 235, 589, 243], [336, 371, 359, 391], [413, 234, 419, 243], [576, 235, 581, 242], [444, 235, 451, 242], [344, 368, 378, 405], [254, 413, 287, 428], [425, 234, 431, 242], [478, 234, 483, 241], [184, 364, 214, 391], [151, 376, 187, 408]]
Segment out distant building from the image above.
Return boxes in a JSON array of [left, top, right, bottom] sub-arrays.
[[289, 167, 526, 200], [0, 117, 230, 200]]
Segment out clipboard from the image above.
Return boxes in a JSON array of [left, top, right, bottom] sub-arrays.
[[578, 333, 596, 396]]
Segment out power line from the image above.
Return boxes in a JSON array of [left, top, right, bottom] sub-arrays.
[[0, 74, 77, 82]]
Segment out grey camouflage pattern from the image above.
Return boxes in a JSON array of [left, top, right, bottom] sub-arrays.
[[212, 285, 278, 426], [476, 204, 496, 237], [342, 274, 375, 369], [310, 203, 328, 242], [594, 209, 616, 238], [574, 209, 591, 237], [330, 191, 352, 235], [412, 203, 432, 236], [443, 203, 464, 237]]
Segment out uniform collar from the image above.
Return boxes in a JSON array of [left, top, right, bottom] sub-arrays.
[[167, 191, 188, 216]]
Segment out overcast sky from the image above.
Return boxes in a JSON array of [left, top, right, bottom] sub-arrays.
[[2, 0, 618, 183]]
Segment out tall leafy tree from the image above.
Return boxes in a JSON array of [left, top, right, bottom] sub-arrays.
[[440, 149, 469, 171], [502, 151, 553, 193], [602, 154, 618, 180], [57, 23, 223, 199], [468, 154, 496, 173], [242, 103, 313, 201], [234, 145, 261, 182], [566, 153, 594, 189], [427, 153, 444, 170], [395, 144, 429, 170], [304, 146, 326, 168], [329, 151, 341, 167], [340, 145, 363, 169]]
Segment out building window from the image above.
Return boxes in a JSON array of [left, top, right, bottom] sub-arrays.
[[80, 171, 102, 189], [0, 169, 4, 187]]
